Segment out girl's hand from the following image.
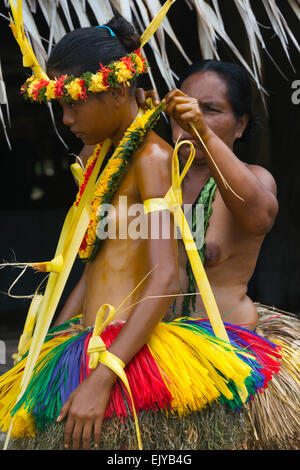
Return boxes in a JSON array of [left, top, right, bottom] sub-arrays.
[[57, 365, 115, 450], [162, 88, 211, 142], [135, 88, 161, 109]]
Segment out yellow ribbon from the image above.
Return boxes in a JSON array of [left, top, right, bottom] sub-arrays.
[[12, 294, 43, 364], [31, 254, 64, 273], [3, 138, 112, 450], [144, 140, 249, 403], [144, 140, 230, 342], [87, 304, 142, 450], [70, 163, 84, 186], [9, 0, 49, 79]]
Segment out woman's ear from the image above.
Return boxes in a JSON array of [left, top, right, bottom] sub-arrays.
[[235, 114, 249, 140]]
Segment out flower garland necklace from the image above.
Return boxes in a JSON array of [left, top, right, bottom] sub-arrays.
[[75, 104, 163, 262]]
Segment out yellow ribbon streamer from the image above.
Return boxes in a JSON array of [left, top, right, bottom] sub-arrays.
[[12, 294, 43, 365], [87, 304, 142, 450], [3, 138, 112, 450], [31, 254, 64, 273], [9, 0, 48, 79], [144, 140, 230, 342]]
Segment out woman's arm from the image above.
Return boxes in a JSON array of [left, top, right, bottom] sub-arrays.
[[163, 88, 279, 236]]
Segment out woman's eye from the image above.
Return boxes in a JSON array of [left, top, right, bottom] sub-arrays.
[[205, 105, 219, 113]]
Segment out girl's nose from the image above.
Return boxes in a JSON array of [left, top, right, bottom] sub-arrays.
[[62, 105, 75, 127]]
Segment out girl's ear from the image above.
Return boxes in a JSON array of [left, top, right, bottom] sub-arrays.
[[110, 85, 127, 106]]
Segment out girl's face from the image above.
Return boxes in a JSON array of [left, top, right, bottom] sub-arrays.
[[49, 69, 129, 145], [171, 70, 248, 162], [58, 92, 121, 146]]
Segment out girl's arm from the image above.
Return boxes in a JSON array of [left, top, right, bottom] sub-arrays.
[[57, 140, 180, 450]]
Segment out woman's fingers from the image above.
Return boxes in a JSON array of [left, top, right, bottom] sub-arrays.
[[162, 88, 186, 106], [135, 88, 147, 109], [145, 89, 160, 106], [135, 88, 161, 108]]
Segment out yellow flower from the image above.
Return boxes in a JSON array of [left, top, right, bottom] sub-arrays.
[[134, 55, 145, 74], [65, 78, 84, 100], [88, 73, 108, 93], [45, 81, 56, 101], [115, 61, 133, 84], [27, 78, 40, 98]]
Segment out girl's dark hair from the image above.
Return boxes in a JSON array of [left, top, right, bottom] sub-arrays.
[[47, 15, 141, 80], [178, 60, 261, 142]]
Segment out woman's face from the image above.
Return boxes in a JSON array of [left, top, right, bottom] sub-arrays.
[[171, 70, 248, 162]]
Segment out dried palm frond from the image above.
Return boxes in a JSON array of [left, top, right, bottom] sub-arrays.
[[1, 0, 300, 148], [0, 60, 11, 150]]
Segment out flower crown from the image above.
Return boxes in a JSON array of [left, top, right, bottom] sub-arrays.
[[21, 49, 148, 103]]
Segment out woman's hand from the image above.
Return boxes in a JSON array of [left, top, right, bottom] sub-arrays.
[[135, 88, 161, 109], [57, 365, 115, 450], [162, 88, 211, 142]]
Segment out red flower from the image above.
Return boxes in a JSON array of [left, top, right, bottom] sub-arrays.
[[79, 234, 88, 252], [54, 75, 67, 99], [122, 56, 136, 73], [32, 78, 50, 101], [78, 78, 87, 101], [98, 63, 111, 88]]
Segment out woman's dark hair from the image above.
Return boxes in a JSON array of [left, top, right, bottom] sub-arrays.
[[47, 15, 141, 88], [178, 60, 261, 142]]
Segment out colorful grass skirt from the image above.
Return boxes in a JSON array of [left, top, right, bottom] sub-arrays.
[[0, 316, 281, 440]]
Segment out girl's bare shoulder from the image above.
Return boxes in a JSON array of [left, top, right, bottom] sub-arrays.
[[133, 131, 174, 199]]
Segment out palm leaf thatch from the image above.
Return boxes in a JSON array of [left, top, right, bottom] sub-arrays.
[[1, 0, 300, 147]]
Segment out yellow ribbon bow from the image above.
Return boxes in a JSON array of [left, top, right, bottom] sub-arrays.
[[87, 304, 142, 450]]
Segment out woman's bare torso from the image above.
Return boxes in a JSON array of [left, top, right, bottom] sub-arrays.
[[174, 165, 265, 330]]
